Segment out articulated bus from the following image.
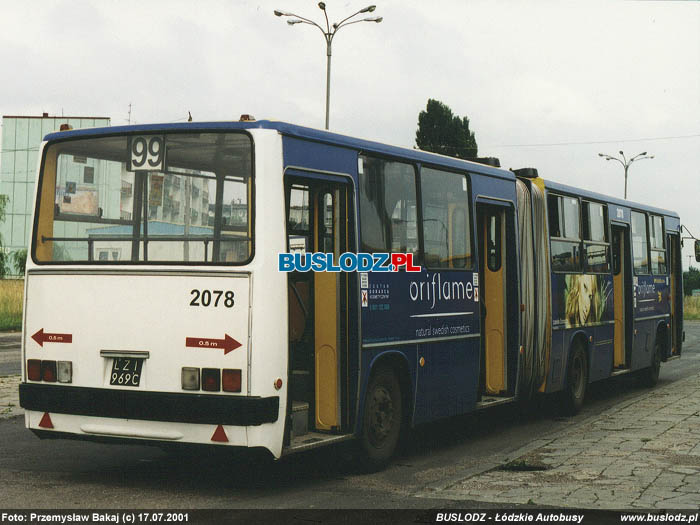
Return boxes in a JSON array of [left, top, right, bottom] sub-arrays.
[[19, 120, 684, 468]]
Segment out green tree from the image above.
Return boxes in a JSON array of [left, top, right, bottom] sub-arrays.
[[415, 99, 478, 159], [11, 248, 27, 276], [684, 267, 700, 296], [0, 195, 8, 278]]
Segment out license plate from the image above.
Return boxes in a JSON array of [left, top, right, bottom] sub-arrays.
[[110, 357, 143, 387]]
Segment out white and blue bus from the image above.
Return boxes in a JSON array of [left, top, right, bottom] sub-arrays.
[[19, 120, 684, 468]]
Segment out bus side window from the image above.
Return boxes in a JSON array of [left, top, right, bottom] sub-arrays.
[[420, 167, 472, 269], [582, 201, 610, 273], [287, 185, 311, 253], [450, 205, 469, 269], [612, 230, 621, 275], [631, 211, 649, 274], [487, 213, 501, 271], [548, 194, 562, 238], [319, 192, 335, 254], [549, 193, 581, 272], [649, 215, 666, 274], [358, 155, 418, 258]]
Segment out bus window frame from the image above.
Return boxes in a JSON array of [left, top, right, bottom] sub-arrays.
[[648, 213, 667, 275], [31, 129, 256, 267], [631, 210, 651, 276], [548, 192, 584, 274], [581, 199, 611, 274]]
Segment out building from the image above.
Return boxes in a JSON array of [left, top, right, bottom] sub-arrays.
[[0, 114, 110, 269]]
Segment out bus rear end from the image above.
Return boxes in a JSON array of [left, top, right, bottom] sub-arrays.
[[19, 126, 287, 458]]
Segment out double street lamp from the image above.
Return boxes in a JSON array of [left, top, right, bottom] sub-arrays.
[[598, 151, 654, 199], [274, 3, 383, 130]]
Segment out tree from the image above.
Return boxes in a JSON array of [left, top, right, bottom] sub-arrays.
[[11, 248, 27, 276], [415, 99, 478, 159], [684, 267, 700, 296]]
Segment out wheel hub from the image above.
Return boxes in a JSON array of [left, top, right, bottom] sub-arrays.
[[369, 386, 394, 443]]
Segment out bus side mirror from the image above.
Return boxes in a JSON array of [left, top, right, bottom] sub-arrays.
[[695, 239, 700, 262]]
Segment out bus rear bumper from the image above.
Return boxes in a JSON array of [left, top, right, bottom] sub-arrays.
[[20, 383, 279, 426], [20, 383, 281, 453]]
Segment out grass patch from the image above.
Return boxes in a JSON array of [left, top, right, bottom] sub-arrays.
[[685, 296, 700, 321], [0, 279, 23, 332]]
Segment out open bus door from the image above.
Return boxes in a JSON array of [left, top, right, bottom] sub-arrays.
[[285, 176, 350, 445]]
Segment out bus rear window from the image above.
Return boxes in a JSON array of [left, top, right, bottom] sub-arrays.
[[33, 132, 253, 265]]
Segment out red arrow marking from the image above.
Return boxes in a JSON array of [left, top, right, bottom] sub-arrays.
[[185, 334, 242, 355], [32, 329, 73, 347]]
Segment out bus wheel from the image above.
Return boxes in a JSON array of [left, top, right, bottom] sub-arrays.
[[359, 366, 402, 471], [639, 338, 662, 388], [562, 343, 587, 415]]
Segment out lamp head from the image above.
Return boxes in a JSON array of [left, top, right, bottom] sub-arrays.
[[318, 2, 326, 10], [640, 151, 647, 156], [274, 10, 283, 16], [619, 150, 624, 155], [361, 5, 376, 13]]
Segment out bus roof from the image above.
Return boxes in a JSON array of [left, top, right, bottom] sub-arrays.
[[43, 120, 679, 219], [544, 179, 679, 219], [43, 119, 512, 181]]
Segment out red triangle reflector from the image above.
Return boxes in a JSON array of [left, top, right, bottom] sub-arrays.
[[211, 425, 228, 443], [39, 412, 54, 429]]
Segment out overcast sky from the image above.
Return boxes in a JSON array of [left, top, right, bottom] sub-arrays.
[[1, 0, 699, 267]]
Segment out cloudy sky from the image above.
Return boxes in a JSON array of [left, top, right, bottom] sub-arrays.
[[1, 0, 699, 266]]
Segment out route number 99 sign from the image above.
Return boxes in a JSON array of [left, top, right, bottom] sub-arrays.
[[128, 135, 166, 171]]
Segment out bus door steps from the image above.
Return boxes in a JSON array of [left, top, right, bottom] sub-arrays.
[[291, 400, 309, 438], [475, 395, 515, 411], [611, 368, 632, 377], [666, 355, 681, 362], [283, 431, 354, 455]]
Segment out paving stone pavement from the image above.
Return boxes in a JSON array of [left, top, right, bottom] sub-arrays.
[[424, 373, 700, 510]]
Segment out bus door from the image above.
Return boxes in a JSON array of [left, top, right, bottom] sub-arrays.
[[612, 225, 632, 369], [668, 233, 682, 356], [285, 177, 350, 434], [478, 205, 507, 395]]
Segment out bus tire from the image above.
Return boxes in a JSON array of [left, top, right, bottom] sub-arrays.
[[358, 366, 402, 471], [638, 338, 662, 388], [562, 343, 587, 415]]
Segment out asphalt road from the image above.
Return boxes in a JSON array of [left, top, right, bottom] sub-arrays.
[[0, 323, 698, 509], [0, 332, 20, 376]]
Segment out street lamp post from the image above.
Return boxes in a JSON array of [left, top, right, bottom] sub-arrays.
[[274, 3, 382, 130], [598, 151, 654, 199]]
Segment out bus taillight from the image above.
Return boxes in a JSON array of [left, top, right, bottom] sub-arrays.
[[202, 369, 221, 392], [41, 361, 57, 382], [27, 360, 41, 381], [222, 369, 242, 392]]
